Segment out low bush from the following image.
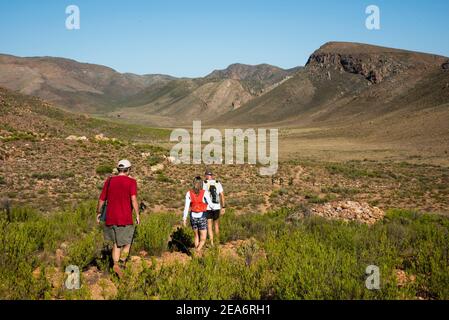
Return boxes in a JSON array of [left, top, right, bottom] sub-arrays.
[[133, 212, 179, 256], [1, 201, 448, 300], [95, 164, 114, 175]]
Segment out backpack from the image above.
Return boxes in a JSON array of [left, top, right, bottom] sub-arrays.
[[189, 190, 208, 213], [205, 180, 220, 204]]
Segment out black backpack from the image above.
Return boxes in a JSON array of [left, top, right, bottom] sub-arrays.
[[206, 181, 220, 204]]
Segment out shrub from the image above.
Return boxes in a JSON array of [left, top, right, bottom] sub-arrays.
[[133, 212, 179, 256], [66, 230, 103, 270], [148, 155, 164, 166], [96, 164, 113, 175]]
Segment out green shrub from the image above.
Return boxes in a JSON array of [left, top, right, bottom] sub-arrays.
[[134, 212, 179, 256], [66, 230, 103, 270], [148, 155, 164, 166], [156, 172, 172, 183], [96, 164, 113, 175], [1, 200, 449, 300], [31, 172, 59, 180]]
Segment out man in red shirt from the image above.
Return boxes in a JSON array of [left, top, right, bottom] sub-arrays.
[[96, 159, 140, 278]]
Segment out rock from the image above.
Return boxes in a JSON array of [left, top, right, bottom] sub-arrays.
[[306, 52, 407, 84], [66, 135, 88, 141], [94, 134, 109, 141], [396, 269, 416, 287], [55, 249, 64, 267], [166, 156, 177, 164], [141, 152, 151, 159], [442, 61, 449, 70], [308, 201, 385, 224], [150, 163, 164, 172], [89, 278, 117, 300]]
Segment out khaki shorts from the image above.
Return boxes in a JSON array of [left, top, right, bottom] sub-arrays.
[[103, 225, 135, 247]]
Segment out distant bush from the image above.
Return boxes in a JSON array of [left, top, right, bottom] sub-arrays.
[[31, 172, 59, 180], [156, 172, 172, 183], [96, 164, 113, 175], [326, 163, 384, 179], [1, 132, 37, 142], [148, 155, 164, 166]]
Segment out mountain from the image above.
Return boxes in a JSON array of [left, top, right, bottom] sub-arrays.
[[1, 42, 448, 134], [105, 64, 298, 126], [215, 42, 449, 129], [206, 63, 301, 94], [0, 54, 296, 124], [0, 54, 174, 113]]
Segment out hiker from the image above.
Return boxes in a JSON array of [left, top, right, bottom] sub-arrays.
[[203, 170, 225, 246], [96, 159, 140, 278], [183, 176, 212, 253]]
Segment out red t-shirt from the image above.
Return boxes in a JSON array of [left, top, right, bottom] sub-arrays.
[[99, 175, 137, 226]]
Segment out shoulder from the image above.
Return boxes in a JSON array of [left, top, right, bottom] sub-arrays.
[[124, 176, 137, 184]]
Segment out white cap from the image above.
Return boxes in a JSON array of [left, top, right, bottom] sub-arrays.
[[117, 159, 132, 169]]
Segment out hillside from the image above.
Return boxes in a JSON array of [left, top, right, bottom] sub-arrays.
[[0, 54, 174, 113], [0, 54, 298, 125], [215, 42, 449, 150], [106, 64, 298, 126], [217, 42, 448, 122], [0, 87, 170, 210]]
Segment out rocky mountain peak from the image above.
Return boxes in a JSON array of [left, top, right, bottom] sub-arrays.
[[306, 42, 446, 84]]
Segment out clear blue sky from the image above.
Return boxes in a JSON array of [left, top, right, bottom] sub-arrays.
[[1, 0, 448, 77]]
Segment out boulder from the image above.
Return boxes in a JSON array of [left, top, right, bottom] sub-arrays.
[[150, 163, 165, 172], [66, 135, 88, 141], [304, 201, 384, 224], [442, 61, 449, 70]]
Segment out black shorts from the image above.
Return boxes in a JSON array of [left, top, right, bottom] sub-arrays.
[[206, 210, 220, 221]]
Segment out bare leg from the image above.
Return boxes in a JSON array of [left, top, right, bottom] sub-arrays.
[[214, 220, 220, 244], [197, 229, 207, 252], [193, 229, 200, 249], [112, 243, 121, 263], [207, 219, 214, 246], [112, 243, 123, 278], [120, 244, 131, 263]]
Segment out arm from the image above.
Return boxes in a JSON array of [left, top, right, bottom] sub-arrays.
[[219, 183, 226, 214], [220, 192, 225, 208], [220, 192, 226, 214], [96, 199, 105, 223], [203, 191, 213, 208], [182, 192, 191, 225], [96, 179, 108, 223], [131, 195, 140, 225]]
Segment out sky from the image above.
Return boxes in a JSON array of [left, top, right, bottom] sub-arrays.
[[0, 0, 448, 77]]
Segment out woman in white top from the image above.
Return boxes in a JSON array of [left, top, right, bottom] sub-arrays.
[[183, 176, 212, 253]]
